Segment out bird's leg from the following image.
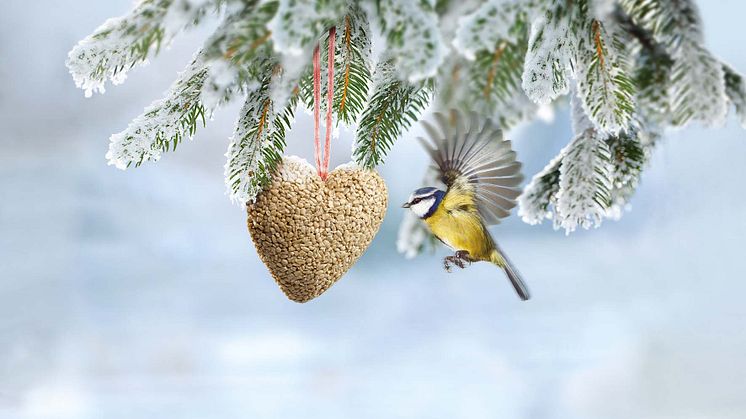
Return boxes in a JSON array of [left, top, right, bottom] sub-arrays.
[[443, 250, 472, 272], [455, 250, 472, 267]]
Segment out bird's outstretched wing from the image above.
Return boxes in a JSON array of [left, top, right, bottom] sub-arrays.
[[417, 110, 523, 225]]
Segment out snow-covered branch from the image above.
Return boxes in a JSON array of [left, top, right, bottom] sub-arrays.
[[67, 0, 221, 97], [225, 70, 297, 203], [373, 0, 446, 82]]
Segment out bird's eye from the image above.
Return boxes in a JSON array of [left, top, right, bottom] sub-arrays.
[[412, 198, 421, 204]]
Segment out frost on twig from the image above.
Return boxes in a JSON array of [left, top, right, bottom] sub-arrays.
[[453, 0, 542, 60], [373, 0, 446, 82], [518, 149, 564, 226], [620, 0, 727, 127], [66, 0, 746, 232], [605, 128, 649, 220], [201, 1, 278, 110], [67, 0, 219, 97], [668, 42, 727, 127], [298, 5, 373, 125], [555, 126, 613, 234], [225, 67, 298, 204], [353, 61, 433, 168], [106, 54, 209, 169], [521, 4, 575, 104], [724, 64, 746, 129], [106, 6, 252, 170], [267, 0, 348, 57], [519, 94, 647, 233], [573, 17, 635, 134]]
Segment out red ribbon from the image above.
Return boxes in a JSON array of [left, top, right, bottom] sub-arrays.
[[313, 27, 336, 180]]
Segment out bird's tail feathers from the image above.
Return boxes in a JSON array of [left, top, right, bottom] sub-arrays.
[[491, 246, 530, 301]]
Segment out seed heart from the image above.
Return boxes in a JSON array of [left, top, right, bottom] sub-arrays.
[[246, 156, 388, 303]]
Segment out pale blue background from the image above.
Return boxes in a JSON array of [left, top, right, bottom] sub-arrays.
[[2, 1, 746, 418]]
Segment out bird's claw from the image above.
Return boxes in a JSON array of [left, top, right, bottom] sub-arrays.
[[443, 258, 453, 272], [443, 251, 471, 272], [455, 251, 472, 264]]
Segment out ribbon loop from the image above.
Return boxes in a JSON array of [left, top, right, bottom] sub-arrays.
[[313, 27, 336, 180]]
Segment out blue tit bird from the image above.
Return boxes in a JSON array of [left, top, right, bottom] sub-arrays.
[[402, 110, 530, 300]]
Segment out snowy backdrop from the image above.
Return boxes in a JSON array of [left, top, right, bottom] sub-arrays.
[[2, 1, 746, 418]]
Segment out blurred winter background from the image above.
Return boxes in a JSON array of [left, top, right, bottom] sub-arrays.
[[2, 1, 746, 418]]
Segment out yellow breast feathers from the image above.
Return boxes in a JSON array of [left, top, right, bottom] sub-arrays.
[[423, 188, 495, 261]]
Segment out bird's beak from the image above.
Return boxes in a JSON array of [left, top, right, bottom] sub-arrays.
[[401, 202, 411, 208]]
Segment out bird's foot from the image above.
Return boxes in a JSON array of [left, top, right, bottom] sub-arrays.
[[455, 250, 472, 265], [443, 256, 456, 272], [443, 251, 471, 272]]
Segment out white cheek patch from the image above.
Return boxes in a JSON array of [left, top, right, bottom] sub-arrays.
[[411, 198, 435, 217]]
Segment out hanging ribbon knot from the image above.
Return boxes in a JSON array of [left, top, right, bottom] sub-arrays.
[[313, 27, 336, 181]]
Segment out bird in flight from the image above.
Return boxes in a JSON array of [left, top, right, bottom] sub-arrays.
[[402, 110, 530, 300]]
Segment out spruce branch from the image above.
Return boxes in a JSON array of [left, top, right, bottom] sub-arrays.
[[298, 6, 373, 125], [668, 42, 727, 127], [67, 0, 746, 230], [632, 40, 673, 125], [334, 7, 373, 125], [724, 64, 746, 129], [201, 0, 278, 109], [373, 0, 446, 82], [469, 18, 530, 115], [225, 67, 298, 203], [353, 61, 434, 168], [67, 0, 221, 97], [267, 0, 348, 56], [605, 128, 650, 219], [519, 93, 646, 232], [573, 16, 635, 134], [105, 9, 266, 170], [453, 0, 543, 60], [518, 150, 564, 225], [620, 0, 727, 127], [522, 2, 576, 104], [106, 54, 209, 169], [437, 48, 537, 129], [619, 0, 703, 51], [555, 126, 613, 234], [446, 0, 538, 128]]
